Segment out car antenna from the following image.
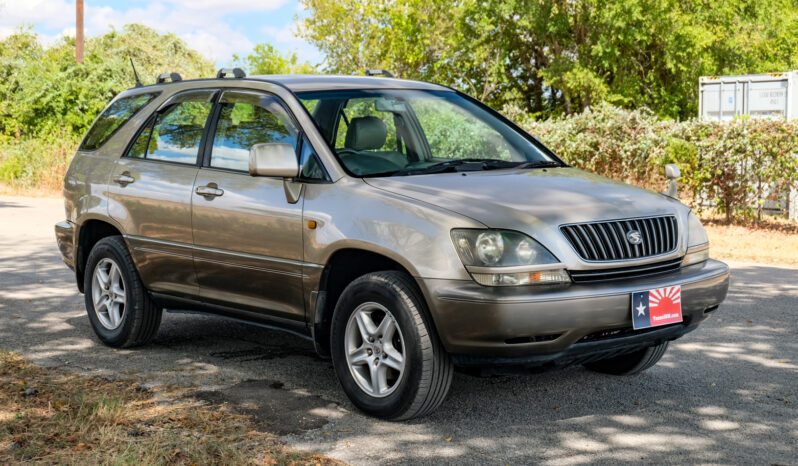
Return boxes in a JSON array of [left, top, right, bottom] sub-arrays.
[[129, 57, 143, 88]]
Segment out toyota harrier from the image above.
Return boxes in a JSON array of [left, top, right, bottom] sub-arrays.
[[55, 69, 730, 420]]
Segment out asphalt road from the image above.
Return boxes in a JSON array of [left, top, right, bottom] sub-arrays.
[[1, 196, 796, 465]]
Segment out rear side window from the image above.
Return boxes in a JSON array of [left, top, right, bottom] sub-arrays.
[[80, 92, 159, 151], [128, 90, 214, 165]]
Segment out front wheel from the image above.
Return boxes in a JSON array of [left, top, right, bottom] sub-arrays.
[[330, 271, 453, 420], [583, 342, 669, 375]]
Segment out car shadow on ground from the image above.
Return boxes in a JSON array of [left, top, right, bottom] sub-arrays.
[[1, 210, 796, 465]]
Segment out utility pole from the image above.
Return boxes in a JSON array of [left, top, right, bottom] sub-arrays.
[[76, 0, 84, 64]]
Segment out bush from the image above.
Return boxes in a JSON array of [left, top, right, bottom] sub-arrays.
[[523, 104, 798, 223], [0, 128, 78, 193], [525, 104, 673, 187]]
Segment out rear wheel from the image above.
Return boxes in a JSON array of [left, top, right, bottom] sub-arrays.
[[330, 271, 453, 420], [583, 342, 669, 375], [84, 236, 162, 348]]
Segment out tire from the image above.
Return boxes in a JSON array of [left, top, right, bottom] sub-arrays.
[[83, 236, 162, 348], [583, 342, 669, 375], [330, 271, 453, 420]]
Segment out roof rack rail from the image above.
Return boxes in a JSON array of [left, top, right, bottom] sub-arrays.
[[156, 72, 182, 84], [365, 69, 394, 78], [216, 67, 246, 79]]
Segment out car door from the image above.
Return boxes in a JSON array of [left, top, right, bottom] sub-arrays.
[[108, 89, 216, 298], [191, 90, 305, 321]]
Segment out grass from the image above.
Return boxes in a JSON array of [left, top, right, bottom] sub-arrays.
[[701, 213, 798, 267], [0, 350, 340, 465]]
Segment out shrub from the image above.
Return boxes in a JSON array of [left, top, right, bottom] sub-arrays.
[[525, 104, 673, 188], [523, 104, 798, 223], [0, 128, 78, 193]]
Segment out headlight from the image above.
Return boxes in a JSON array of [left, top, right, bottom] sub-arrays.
[[686, 211, 709, 248], [451, 229, 570, 286], [683, 212, 709, 267]]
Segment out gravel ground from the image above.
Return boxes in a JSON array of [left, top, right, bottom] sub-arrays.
[[1, 196, 796, 465]]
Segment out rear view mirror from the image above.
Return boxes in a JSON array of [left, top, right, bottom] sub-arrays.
[[374, 98, 407, 113], [249, 143, 299, 178]]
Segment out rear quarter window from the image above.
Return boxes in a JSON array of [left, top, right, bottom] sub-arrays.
[[79, 92, 159, 151]]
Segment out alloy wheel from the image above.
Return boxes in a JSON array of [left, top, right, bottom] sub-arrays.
[[344, 302, 406, 397], [91, 258, 127, 330]]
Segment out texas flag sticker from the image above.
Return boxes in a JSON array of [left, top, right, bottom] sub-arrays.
[[631, 286, 683, 330]]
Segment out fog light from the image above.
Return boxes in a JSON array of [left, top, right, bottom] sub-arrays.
[[471, 269, 571, 286]]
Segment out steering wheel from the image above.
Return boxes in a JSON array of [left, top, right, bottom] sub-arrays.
[[336, 148, 358, 156]]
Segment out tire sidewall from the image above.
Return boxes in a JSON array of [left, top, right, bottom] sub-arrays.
[[84, 239, 138, 346], [330, 276, 425, 418]]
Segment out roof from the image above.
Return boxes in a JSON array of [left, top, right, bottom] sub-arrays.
[[248, 74, 451, 93]]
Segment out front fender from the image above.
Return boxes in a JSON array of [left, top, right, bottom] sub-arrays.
[[302, 178, 484, 281]]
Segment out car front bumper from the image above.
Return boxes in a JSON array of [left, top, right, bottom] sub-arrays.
[[418, 259, 730, 367]]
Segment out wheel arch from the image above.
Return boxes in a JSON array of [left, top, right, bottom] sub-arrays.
[[312, 247, 424, 357], [75, 217, 124, 293]]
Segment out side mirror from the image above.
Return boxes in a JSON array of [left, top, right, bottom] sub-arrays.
[[665, 163, 681, 180], [664, 163, 680, 199], [249, 142, 299, 178]]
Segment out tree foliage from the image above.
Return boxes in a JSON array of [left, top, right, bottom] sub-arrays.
[[0, 24, 214, 139], [233, 43, 316, 75], [299, 0, 798, 119]]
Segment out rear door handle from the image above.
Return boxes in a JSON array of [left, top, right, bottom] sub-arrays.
[[112, 173, 135, 186], [195, 184, 224, 197]]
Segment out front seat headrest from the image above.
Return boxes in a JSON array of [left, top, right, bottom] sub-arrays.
[[344, 116, 387, 151]]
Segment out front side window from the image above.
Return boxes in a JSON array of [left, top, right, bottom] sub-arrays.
[[209, 91, 299, 172], [128, 90, 214, 165], [80, 92, 159, 151], [297, 89, 560, 177]]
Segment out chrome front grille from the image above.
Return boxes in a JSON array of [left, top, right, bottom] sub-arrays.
[[560, 215, 678, 261]]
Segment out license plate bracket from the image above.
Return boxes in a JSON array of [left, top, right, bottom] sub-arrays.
[[631, 286, 683, 330]]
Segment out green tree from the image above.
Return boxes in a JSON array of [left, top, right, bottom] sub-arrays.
[[233, 43, 316, 75], [299, 0, 460, 80], [299, 0, 798, 119], [0, 24, 214, 138]]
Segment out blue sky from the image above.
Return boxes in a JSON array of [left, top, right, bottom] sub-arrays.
[[0, 0, 322, 67]]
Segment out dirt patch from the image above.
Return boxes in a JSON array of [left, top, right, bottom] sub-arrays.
[[194, 380, 338, 436], [0, 350, 340, 465]]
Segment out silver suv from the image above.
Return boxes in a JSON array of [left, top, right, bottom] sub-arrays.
[[55, 69, 730, 420]]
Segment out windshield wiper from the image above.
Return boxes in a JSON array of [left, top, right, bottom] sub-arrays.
[[366, 158, 563, 178], [390, 159, 490, 176], [514, 160, 563, 169], [389, 158, 562, 176]]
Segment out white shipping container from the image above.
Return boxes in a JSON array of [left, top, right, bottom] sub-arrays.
[[698, 72, 798, 222], [699, 71, 798, 121]]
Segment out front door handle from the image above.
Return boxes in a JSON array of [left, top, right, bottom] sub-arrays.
[[112, 172, 135, 186], [195, 184, 224, 197]]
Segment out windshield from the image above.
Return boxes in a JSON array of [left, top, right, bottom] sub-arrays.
[[297, 89, 561, 177]]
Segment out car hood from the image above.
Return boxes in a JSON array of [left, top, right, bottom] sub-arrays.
[[365, 167, 687, 262]]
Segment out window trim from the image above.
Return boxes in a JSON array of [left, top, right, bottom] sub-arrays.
[[79, 91, 161, 152]]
